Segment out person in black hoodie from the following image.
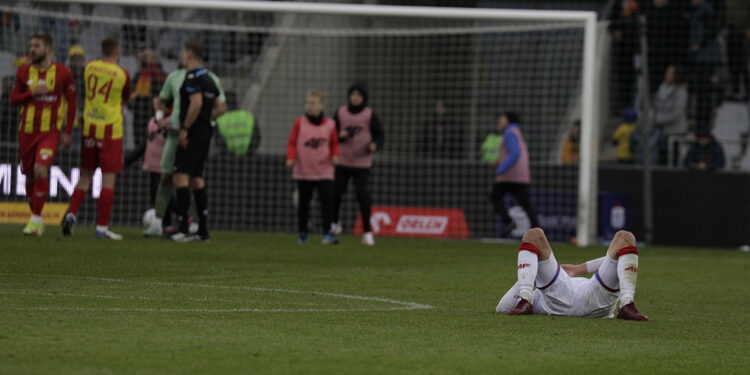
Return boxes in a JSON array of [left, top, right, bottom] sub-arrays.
[[331, 82, 384, 246]]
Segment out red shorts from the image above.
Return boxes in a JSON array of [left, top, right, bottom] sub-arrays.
[[81, 135, 123, 174], [18, 131, 60, 176]]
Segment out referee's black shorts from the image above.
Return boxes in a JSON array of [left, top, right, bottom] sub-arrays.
[[175, 126, 213, 177]]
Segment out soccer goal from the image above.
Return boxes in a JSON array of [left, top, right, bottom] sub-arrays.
[[0, 0, 598, 245]]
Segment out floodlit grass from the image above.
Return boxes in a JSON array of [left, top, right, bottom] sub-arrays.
[[1, 224, 749, 374]]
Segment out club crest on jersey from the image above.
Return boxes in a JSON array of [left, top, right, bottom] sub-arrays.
[[304, 137, 327, 149], [39, 148, 54, 160]]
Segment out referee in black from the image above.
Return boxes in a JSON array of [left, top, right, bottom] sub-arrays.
[[171, 40, 224, 242]]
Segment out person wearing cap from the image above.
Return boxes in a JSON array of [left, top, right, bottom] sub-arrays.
[[330, 82, 384, 246]]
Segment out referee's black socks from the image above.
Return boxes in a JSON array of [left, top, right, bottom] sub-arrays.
[[193, 188, 208, 237], [176, 187, 191, 234]]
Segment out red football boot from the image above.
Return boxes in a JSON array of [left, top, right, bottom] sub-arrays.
[[507, 298, 534, 316], [617, 302, 648, 321]]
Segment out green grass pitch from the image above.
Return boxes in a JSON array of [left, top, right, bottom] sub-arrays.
[[1, 224, 749, 374]]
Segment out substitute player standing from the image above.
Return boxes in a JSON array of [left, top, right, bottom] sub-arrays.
[[171, 40, 224, 243], [61, 37, 130, 240], [11, 33, 76, 236], [496, 228, 648, 321], [330, 82, 384, 246]]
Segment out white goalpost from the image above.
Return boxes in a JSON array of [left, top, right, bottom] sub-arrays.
[[0, 0, 598, 246]]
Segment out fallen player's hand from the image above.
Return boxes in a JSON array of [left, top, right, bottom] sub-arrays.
[[561, 264, 586, 277]]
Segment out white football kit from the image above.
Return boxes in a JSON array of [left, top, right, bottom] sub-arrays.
[[496, 254, 621, 318]]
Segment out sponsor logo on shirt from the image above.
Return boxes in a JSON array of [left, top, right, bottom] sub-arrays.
[[304, 137, 327, 149], [624, 266, 638, 273]]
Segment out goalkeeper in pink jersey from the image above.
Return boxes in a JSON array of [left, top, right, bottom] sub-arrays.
[[496, 228, 648, 321], [286, 90, 341, 244]]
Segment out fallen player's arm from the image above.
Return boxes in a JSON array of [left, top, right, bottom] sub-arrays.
[[561, 256, 607, 277]]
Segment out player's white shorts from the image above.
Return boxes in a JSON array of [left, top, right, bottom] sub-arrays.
[[497, 265, 619, 318]]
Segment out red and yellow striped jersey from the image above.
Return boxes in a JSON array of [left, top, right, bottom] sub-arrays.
[[83, 60, 131, 140], [11, 62, 77, 135]]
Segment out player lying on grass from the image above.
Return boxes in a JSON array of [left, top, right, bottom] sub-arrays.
[[496, 228, 648, 321]]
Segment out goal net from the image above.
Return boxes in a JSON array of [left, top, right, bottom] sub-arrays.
[[0, 1, 597, 245]]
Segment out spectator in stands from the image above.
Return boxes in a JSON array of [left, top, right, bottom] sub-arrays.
[[561, 120, 580, 165], [613, 108, 638, 164], [419, 99, 464, 159], [684, 133, 725, 171], [129, 47, 166, 150], [491, 112, 540, 238], [646, 0, 687, 93], [725, 0, 750, 100], [215, 92, 261, 156], [687, 0, 720, 129], [725, 26, 750, 101], [608, 0, 640, 108], [653, 65, 689, 164]]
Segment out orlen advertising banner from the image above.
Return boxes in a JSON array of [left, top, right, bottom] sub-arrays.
[[352, 206, 471, 238]]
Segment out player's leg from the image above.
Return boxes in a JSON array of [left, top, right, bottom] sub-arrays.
[[296, 180, 315, 243], [93, 137, 123, 240], [318, 179, 338, 245], [172, 172, 191, 237], [491, 182, 514, 237], [19, 134, 39, 235], [595, 230, 647, 321], [353, 168, 374, 246], [148, 172, 160, 208], [331, 166, 350, 235], [151, 132, 179, 234], [171, 137, 195, 241], [25, 134, 59, 235], [507, 227, 558, 315], [190, 176, 209, 240], [61, 168, 94, 236], [510, 183, 541, 229], [496, 282, 522, 313], [63, 135, 98, 236]]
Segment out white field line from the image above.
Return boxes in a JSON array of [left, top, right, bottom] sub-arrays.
[[0, 273, 435, 312], [0, 291, 323, 306]]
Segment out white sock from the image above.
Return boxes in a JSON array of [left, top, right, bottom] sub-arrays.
[[617, 254, 639, 305], [30, 215, 42, 224], [517, 250, 538, 301], [96, 225, 108, 232]]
